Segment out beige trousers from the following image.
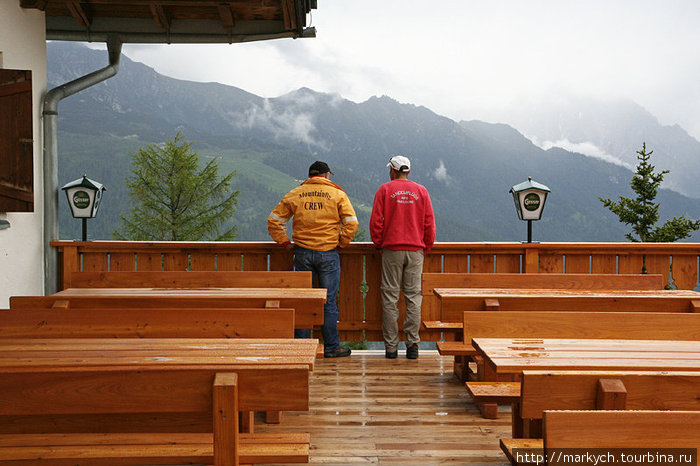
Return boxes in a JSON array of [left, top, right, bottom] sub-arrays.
[[380, 249, 425, 351]]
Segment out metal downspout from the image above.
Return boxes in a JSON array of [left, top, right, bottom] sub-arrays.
[[42, 35, 122, 295]]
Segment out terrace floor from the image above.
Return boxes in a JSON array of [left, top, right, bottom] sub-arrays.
[[257, 351, 512, 465]]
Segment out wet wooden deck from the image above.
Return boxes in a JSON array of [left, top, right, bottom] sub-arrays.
[[257, 351, 511, 465]]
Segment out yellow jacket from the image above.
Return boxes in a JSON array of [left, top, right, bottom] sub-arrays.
[[268, 177, 359, 251]]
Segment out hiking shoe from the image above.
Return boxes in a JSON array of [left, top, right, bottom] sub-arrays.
[[385, 350, 398, 359], [406, 345, 419, 359], [324, 347, 351, 358]]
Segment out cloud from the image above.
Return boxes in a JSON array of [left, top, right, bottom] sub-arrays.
[[434, 160, 449, 183], [534, 138, 632, 169], [236, 98, 328, 150]]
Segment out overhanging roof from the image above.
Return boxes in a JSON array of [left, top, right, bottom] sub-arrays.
[[20, 0, 317, 43]]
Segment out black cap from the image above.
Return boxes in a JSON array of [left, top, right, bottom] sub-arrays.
[[308, 161, 333, 177]]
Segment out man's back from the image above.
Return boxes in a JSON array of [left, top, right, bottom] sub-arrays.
[[268, 176, 357, 252], [370, 178, 435, 251]]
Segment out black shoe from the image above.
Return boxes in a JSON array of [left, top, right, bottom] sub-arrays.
[[385, 350, 398, 359], [406, 345, 419, 359], [324, 347, 351, 358]]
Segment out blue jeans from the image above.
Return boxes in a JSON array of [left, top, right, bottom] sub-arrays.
[[293, 246, 341, 352]]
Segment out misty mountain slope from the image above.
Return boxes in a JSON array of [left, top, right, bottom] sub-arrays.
[[502, 95, 700, 198], [50, 42, 700, 242], [51, 42, 274, 149]]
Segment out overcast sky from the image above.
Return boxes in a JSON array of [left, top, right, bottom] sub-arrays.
[[120, 0, 700, 140]]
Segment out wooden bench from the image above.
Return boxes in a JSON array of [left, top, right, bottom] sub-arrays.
[[421, 272, 665, 340], [543, 410, 700, 448], [500, 410, 700, 466], [457, 311, 700, 418], [438, 296, 700, 356], [434, 287, 700, 322], [0, 307, 296, 339], [0, 306, 312, 430], [0, 338, 316, 464], [423, 272, 665, 294], [10, 287, 327, 327], [0, 373, 308, 465], [444, 310, 700, 383], [507, 370, 700, 439], [66, 270, 312, 289]]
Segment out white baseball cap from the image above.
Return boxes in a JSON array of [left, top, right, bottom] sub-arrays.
[[387, 155, 411, 173]]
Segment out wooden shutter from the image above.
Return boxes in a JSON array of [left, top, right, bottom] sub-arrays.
[[0, 69, 34, 212]]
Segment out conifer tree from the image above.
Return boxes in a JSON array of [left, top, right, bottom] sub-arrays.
[[599, 142, 700, 242], [114, 133, 239, 241]]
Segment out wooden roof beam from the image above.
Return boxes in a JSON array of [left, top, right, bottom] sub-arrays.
[[281, 0, 296, 31], [218, 4, 235, 30], [66, 1, 91, 28], [150, 3, 171, 30], [19, 0, 48, 9]]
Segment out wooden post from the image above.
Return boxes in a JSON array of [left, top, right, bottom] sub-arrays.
[[524, 247, 539, 274], [214, 373, 239, 466], [596, 378, 627, 410], [51, 299, 70, 309], [484, 298, 500, 311], [61, 244, 80, 291]]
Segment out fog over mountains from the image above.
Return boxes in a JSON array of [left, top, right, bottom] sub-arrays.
[[501, 95, 700, 199], [50, 42, 700, 243]]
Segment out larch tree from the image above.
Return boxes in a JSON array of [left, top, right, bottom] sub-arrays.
[[599, 142, 700, 242], [114, 133, 239, 241]]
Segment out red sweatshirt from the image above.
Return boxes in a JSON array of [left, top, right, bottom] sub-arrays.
[[370, 179, 436, 251]]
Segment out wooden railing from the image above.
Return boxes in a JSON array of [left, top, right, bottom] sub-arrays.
[[51, 241, 700, 342]]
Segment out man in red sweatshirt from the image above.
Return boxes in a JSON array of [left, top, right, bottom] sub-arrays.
[[370, 155, 436, 359]]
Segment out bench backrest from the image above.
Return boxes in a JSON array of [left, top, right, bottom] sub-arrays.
[[67, 270, 312, 289], [9, 291, 324, 327], [0, 364, 309, 434], [422, 273, 664, 295], [521, 371, 700, 420], [463, 311, 700, 343], [543, 410, 700, 449], [0, 307, 295, 339]]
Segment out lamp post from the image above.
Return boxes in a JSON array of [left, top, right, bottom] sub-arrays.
[[509, 177, 550, 243], [61, 174, 106, 241]]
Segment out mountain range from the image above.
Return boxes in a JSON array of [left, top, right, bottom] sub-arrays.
[[49, 42, 700, 243]]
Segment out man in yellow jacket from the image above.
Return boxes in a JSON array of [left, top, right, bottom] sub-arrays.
[[268, 161, 359, 358]]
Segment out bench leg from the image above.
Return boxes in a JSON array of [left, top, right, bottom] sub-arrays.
[[511, 402, 524, 439], [478, 402, 499, 419], [524, 419, 542, 439], [240, 411, 255, 434], [477, 362, 500, 419], [265, 411, 281, 424], [214, 373, 240, 466], [453, 356, 469, 382]]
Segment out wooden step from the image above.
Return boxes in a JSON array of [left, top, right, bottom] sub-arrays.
[[466, 381, 521, 403], [500, 438, 544, 466], [422, 320, 463, 330], [436, 341, 476, 356], [0, 432, 310, 464]]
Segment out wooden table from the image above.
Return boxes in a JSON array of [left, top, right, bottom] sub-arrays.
[[0, 338, 318, 433], [472, 337, 700, 439], [48, 287, 328, 327], [472, 338, 700, 375], [434, 288, 700, 321]]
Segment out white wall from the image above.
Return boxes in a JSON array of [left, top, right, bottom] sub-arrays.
[[0, 2, 46, 307]]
